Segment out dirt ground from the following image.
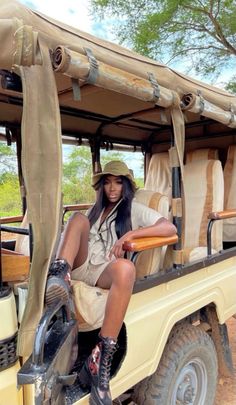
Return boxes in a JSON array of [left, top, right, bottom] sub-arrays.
[[215, 317, 236, 405]]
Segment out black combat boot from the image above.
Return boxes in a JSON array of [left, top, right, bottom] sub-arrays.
[[45, 259, 71, 306], [79, 335, 118, 405]]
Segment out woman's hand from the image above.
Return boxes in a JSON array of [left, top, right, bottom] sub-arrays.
[[109, 232, 133, 259], [109, 218, 177, 259]]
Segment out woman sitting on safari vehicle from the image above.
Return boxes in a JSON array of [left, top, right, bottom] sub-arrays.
[[45, 160, 176, 405]]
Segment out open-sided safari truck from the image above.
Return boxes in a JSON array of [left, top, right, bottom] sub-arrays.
[[0, 1, 236, 404]]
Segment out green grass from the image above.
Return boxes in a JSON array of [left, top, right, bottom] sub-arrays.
[[0, 176, 22, 217]]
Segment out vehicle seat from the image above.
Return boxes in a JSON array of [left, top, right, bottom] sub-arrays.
[[14, 212, 30, 256], [134, 189, 169, 277], [145, 152, 171, 203], [1, 212, 30, 284], [223, 145, 236, 242], [186, 148, 218, 164], [183, 159, 224, 263]]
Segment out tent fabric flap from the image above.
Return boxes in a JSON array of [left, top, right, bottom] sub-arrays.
[[17, 41, 62, 357], [0, 17, 42, 69]]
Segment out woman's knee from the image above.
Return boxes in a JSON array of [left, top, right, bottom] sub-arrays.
[[68, 212, 90, 230], [112, 259, 136, 285]]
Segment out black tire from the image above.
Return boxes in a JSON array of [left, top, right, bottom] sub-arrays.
[[132, 323, 218, 405]]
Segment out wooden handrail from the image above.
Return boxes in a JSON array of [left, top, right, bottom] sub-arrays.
[[123, 234, 178, 252], [63, 203, 93, 213], [0, 204, 93, 226], [208, 209, 236, 220], [0, 215, 24, 224]]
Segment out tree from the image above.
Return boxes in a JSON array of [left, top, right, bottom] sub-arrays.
[[226, 76, 236, 93], [91, 0, 236, 88], [0, 142, 20, 216], [62, 145, 128, 204], [0, 172, 21, 216], [0, 141, 17, 174], [63, 146, 93, 204]]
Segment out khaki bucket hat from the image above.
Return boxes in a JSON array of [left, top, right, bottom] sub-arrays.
[[92, 160, 137, 191]]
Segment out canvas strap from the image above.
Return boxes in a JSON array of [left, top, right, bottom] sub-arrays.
[[17, 39, 62, 357]]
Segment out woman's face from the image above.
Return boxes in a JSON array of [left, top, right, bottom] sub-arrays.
[[103, 175, 123, 204]]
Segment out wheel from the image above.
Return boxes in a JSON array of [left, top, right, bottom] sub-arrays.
[[133, 323, 218, 405]]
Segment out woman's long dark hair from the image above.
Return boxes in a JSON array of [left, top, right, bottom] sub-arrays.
[[88, 175, 135, 238]]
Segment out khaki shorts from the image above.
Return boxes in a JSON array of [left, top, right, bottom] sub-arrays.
[[72, 258, 108, 287]]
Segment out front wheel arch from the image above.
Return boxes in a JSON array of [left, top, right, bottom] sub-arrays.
[[132, 323, 218, 405]]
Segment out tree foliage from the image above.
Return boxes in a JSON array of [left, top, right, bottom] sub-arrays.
[[0, 172, 21, 217], [226, 74, 236, 93], [0, 142, 17, 173], [0, 143, 144, 216], [62, 145, 137, 204], [0, 143, 20, 216], [91, 0, 236, 85], [63, 146, 95, 204]]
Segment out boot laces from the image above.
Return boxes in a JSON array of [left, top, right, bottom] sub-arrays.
[[100, 343, 117, 389], [49, 259, 70, 277]]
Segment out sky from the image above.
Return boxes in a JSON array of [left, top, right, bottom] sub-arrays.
[[19, 0, 107, 39]]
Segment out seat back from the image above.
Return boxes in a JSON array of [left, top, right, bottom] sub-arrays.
[[183, 159, 224, 263], [145, 152, 171, 203], [186, 148, 218, 164], [1, 212, 30, 285], [223, 145, 236, 241], [14, 212, 30, 256], [134, 189, 169, 278]]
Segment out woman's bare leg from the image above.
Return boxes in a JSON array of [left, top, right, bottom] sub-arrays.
[[96, 258, 136, 339], [78, 258, 135, 404], [57, 212, 90, 269], [46, 212, 90, 305]]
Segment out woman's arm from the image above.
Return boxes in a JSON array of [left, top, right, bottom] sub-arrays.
[[110, 218, 177, 259], [127, 217, 177, 239]]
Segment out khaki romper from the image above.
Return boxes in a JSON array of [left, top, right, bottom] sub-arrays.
[[72, 200, 162, 286]]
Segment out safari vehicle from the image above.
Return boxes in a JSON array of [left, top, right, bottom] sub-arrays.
[[0, 1, 236, 404]]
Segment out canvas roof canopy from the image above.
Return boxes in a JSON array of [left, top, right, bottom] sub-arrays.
[[0, 0, 236, 149]]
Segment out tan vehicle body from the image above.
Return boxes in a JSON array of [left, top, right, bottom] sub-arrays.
[[0, 1, 236, 404]]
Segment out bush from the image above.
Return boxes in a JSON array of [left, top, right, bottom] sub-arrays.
[[0, 173, 21, 217]]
